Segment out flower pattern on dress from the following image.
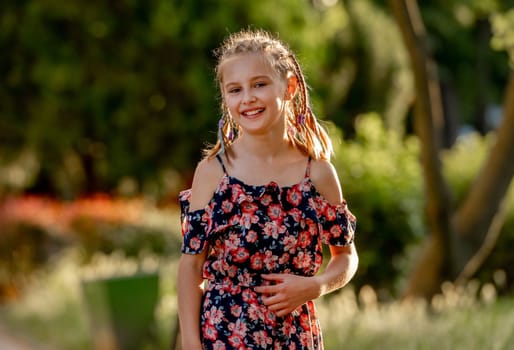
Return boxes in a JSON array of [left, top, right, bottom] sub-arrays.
[[179, 158, 356, 350]]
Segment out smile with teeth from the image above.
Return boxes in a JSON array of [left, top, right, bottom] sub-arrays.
[[241, 108, 265, 118]]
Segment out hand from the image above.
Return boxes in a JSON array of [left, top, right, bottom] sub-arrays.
[[254, 273, 321, 317]]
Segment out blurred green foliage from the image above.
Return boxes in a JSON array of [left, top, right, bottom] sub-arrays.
[[1, 0, 512, 198], [491, 8, 514, 67], [419, 0, 513, 129], [330, 115, 514, 295], [1, 115, 513, 302], [0, 0, 416, 198], [71, 218, 180, 259], [0, 222, 67, 302], [442, 133, 514, 293], [330, 114, 424, 296], [1, 0, 514, 299]]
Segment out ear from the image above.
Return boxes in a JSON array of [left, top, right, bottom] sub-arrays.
[[285, 75, 298, 100]]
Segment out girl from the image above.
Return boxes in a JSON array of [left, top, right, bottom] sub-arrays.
[[178, 29, 358, 350]]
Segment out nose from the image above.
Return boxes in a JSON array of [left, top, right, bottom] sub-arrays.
[[242, 90, 256, 104]]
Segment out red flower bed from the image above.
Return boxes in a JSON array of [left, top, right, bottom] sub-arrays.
[[0, 194, 145, 236], [0, 194, 158, 303]]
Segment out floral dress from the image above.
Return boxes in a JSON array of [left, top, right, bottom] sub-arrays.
[[179, 155, 356, 350]]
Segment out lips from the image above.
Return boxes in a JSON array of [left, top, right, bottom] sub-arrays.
[[241, 108, 265, 118]]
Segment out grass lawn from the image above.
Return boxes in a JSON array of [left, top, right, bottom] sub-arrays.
[[1, 248, 514, 350]]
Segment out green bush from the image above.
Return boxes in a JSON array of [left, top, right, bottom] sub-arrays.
[[0, 1, 416, 199], [331, 115, 514, 296], [442, 133, 514, 293], [71, 217, 182, 260], [441, 132, 491, 204], [329, 114, 514, 296], [0, 197, 183, 304], [330, 114, 424, 297], [0, 222, 68, 302], [0, 0, 349, 197]]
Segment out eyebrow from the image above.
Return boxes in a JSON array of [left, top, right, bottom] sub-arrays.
[[223, 75, 272, 87]]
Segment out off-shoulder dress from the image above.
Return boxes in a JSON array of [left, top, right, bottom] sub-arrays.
[[179, 155, 356, 350]]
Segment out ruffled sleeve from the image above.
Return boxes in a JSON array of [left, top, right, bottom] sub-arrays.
[[313, 195, 356, 246], [179, 176, 239, 254], [179, 189, 211, 254]]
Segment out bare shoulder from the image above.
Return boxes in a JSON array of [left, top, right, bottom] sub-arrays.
[[310, 158, 343, 205], [189, 156, 225, 211]]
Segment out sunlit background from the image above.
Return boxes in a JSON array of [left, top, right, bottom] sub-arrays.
[[1, 0, 514, 349]]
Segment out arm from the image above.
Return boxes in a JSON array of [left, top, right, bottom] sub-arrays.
[[310, 159, 359, 296], [177, 157, 224, 348], [177, 251, 207, 350], [256, 244, 358, 317], [255, 159, 358, 317], [316, 243, 358, 296]]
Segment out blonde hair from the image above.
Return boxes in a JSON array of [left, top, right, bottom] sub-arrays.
[[204, 29, 333, 160]]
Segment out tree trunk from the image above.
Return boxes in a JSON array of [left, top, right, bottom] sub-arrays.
[[389, 0, 514, 299], [454, 70, 514, 283], [389, 0, 453, 299]]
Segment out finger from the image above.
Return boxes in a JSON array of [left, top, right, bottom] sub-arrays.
[[254, 284, 280, 294], [261, 293, 282, 305], [254, 286, 272, 294], [261, 274, 286, 282], [275, 308, 295, 317], [266, 300, 289, 312], [273, 305, 297, 317]]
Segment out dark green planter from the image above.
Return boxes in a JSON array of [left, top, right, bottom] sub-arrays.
[[82, 272, 160, 350]]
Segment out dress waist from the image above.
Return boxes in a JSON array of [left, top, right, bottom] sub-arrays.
[[205, 272, 273, 289]]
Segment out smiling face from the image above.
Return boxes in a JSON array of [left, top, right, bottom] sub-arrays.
[[220, 53, 290, 137]]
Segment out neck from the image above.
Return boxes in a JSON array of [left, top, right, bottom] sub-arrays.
[[235, 132, 292, 162]]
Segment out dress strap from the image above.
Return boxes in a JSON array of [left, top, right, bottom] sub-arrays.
[[304, 156, 312, 178], [215, 154, 228, 174]]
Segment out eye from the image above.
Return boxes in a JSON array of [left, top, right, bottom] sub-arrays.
[[255, 82, 267, 88], [227, 87, 241, 94]]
